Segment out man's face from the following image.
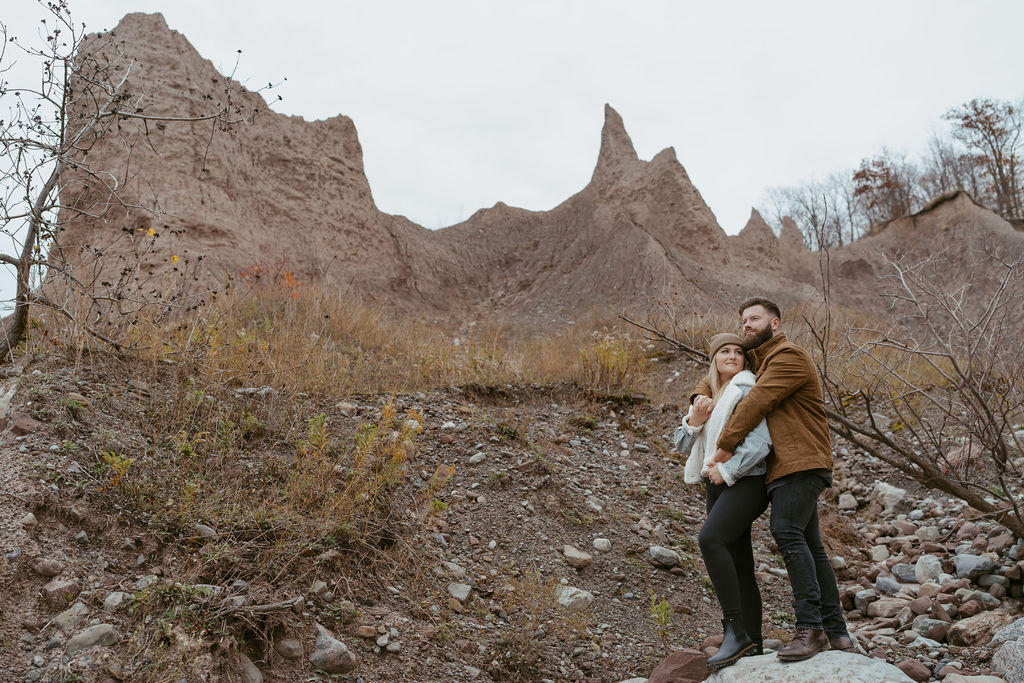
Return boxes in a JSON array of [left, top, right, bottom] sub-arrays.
[[740, 305, 779, 349]]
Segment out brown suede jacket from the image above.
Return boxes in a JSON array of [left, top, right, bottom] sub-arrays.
[[689, 333, 832, 483]]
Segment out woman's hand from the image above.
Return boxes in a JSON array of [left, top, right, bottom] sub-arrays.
[[706, 464, 725, 485], [688, 395, 714, 426]]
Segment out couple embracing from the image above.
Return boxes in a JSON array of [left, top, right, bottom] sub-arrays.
[[674, 297, 855, 670]]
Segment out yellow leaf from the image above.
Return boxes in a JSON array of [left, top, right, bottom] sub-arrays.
[[171, 254, 179, 264], [146, 228, 156, 237]]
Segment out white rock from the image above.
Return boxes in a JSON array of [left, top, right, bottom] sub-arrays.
[[870, 545, 891, 562], [872, 481, 906, 512], [705, 650, 912, 682], [447, 583, 472, 603], [555, 586, 594, 613], [914, 555, 943, 584], [838, 493, 858, 510], [593, 538, 612, 552]]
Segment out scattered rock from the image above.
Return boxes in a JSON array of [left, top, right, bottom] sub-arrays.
[[649, 545, 681, 569], [31, 557, 63, 577], [872, 481, 906, 512], [649, 648, 706, 683], [310, 623, 357, 674], [11, 412, 42, 435], [948, 612, 1011, 646], [66, 624, 119, 654], [555, 586, 594, 613], [447, 583, 472, 603], [895, 657, 930, 681], [274, 638, 303, 659], [562, 545, 593, 569], [593, 537, 612, 552], [41, 578, 81, 607], [236, 652, 263, 683]]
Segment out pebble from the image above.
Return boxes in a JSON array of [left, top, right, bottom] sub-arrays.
[[310, 623, 357, 674]]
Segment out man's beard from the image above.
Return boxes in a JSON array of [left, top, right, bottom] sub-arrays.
[[742, 325, 773, 350]]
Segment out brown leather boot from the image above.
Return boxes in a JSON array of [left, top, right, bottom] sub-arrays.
[[777, 628, 828, 661], [829, 634, 857, 652]]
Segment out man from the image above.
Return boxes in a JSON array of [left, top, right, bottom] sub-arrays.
[[693, 297, 854, 661]]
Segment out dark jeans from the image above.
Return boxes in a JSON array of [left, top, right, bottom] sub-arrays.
[[768, 473, 848, 636], [698, 474, 769, 643]]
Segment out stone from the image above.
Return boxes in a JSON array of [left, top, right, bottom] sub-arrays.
[[703, 651, 913, 681], [103, 591, 130, 611], [895, 658, 930, 681], [468, 453, 486, 465], [593, 538, 612, 552], [954, 554, 996, 579], [649, 648, 706, 683], [53, 602, 89, 629], [912, 616, 950, 642], [855, 588, 879, 613], [891, 563, 916, 583], [870, 545, 891, 562], [19, 512, 38, 527], [649, 545, 681, 568], [867, 598, 910, 618], [41, 578, 81, 606], [355, 625, 377, 639], [11, 412, 42, 435], [274, 638, 303, 659], [195, 523, 218, 538], [914, 555, 942, 584], [237, 653, 263, 683], [915, 526, 940, 542], [555, 586, 594, 613], [948, 612, 1011, 646], [310, 623, 357, 674], [31, 557, 63, 577], [66, 624, 119, 654], [992, 639, 1024, 683], [873, 481, 906, 512], [562, 545, 593, 569], [838, 493, 858, 510], [447, 583, 472, 603], [876, 576, 902, 595]]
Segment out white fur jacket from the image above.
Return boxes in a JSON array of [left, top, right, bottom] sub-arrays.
[[674, 370, 771, 486]]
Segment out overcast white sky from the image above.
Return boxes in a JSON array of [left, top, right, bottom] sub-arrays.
[[5, 0, 1024, 238]]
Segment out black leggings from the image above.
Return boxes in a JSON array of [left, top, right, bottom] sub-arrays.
[[698, 474, 769, 642]]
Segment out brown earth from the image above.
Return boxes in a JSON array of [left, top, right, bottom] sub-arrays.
[[57, 13, 1023, 333]]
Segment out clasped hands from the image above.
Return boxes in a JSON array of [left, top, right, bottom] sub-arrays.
[[686, 396, 733, 485]]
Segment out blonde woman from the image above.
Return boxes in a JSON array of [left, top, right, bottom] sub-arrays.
[[675, 333, 771, 670]]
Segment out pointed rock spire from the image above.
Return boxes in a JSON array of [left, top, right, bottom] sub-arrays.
[[590, 104, 640, 186]]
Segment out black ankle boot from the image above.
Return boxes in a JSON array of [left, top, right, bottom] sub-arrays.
[[707, 619, 755, 670], [745, 638, 763, 656]]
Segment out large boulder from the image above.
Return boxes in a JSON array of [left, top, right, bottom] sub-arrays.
[[704, 651, 912, 681]]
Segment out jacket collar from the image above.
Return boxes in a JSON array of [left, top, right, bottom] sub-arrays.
[[749, 332, 788, 370]]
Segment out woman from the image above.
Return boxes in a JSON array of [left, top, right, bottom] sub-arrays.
[[674, 333, 771, 670]]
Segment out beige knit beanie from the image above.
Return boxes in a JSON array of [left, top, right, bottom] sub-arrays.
[[708, 332, 744, 359]]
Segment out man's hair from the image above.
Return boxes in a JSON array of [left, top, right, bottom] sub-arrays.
[[738, 297, 781, 320]]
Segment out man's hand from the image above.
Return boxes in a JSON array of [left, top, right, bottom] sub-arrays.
[[688, 396, 715, 426], [706, 464, 725, 485], [711, 448, 733, 464]]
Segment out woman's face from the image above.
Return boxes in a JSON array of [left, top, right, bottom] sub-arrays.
[[714, 343, 745, 381]]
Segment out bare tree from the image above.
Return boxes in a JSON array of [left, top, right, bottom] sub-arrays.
[[0, 1, 277, 356], [943, 97, 1024, 219], [809, 248, 1024, 538], [919, 132, 985, 202]]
